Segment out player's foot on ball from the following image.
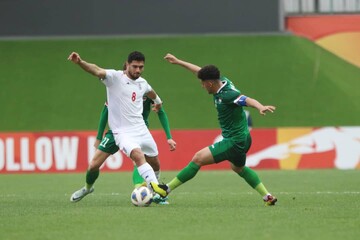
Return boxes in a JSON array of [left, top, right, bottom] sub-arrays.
[[264, 195, 277, 206], [150, 182, 168, 198], [70, 186, 94, 203], [152, 193, 169, 205]]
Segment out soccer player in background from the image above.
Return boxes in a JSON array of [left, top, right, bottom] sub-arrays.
[[68, 51, 165, 202], [151, 53, 277, 206]]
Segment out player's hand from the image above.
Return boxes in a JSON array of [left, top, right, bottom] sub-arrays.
[[259, 106, 276, 115], [164, 53, 179, 64], [94, 139, 101, 148], [167, 139, 177, 151], [152, 103, 162, 113], [68, 52, 81, 64]]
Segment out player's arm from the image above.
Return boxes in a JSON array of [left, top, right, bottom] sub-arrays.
[[94, 103, 108, 148], [68, 52, 106, 79], [157, 107, 176, 151], [146, 89, 162, 113], [164, 53, 201, 75], [234, 95, 276, 116]]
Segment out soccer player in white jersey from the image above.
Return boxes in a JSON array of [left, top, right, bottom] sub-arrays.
[[68, 51, 162, 199]]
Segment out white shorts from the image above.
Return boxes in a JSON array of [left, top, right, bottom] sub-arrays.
[[113, 127, 158, 158]]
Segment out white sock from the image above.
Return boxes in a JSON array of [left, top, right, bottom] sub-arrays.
[[137, 163, 159, 186]]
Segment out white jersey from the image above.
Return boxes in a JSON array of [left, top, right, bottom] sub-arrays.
[[101, 70, 152, 133]]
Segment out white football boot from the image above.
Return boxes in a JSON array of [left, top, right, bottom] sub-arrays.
[[70, 187, 94, 203]]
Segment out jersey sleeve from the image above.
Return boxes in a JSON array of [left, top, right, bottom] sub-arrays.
[[157, 107, 172, 140], [145, 82, 153, 94], [101, 69, 121, 87]]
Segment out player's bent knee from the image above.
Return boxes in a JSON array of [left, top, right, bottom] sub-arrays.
[[89, 151, 110, 170], [231, 164, 244, 174], [192, 152, 206, 166], [192, 147, 214, 166], [130, 148, 146, 165], [88, 161, 101, 171]]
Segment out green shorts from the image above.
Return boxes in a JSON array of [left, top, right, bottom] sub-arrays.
[[209, 134, 252, 167], [97, 130, 119, 155]]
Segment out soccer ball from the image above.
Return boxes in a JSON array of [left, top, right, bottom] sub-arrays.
[[131, 186, 153, 207]]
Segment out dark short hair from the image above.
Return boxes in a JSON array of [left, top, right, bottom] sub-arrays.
[[127, 51, 145, 63], [197, 65, 220, 81]]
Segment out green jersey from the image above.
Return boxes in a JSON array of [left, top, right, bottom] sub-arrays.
[[214, 77, 249, 141]]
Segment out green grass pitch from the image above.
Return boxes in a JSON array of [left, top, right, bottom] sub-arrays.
[[1, 170, 359, 240]]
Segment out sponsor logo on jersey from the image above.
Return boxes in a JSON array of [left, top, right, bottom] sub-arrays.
[[214, 98, 222, 107]]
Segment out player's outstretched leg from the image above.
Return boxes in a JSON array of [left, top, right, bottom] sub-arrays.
[[151, 161, 201, 198]]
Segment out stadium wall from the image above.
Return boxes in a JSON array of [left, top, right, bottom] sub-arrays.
[[0, 0, 281, 37], [1, 127, 359, 173], [286, 14, 360, 67]]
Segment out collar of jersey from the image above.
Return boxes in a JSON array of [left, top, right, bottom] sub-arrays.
[[216, 80, 227, 94]]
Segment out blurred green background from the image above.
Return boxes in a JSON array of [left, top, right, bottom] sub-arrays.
[[1, 34, 359, 131]]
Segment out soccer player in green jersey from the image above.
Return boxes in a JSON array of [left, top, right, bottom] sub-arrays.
[[151, 53, 277, 206]]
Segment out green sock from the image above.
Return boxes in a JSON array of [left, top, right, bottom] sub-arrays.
[[132, 166, 145, 188], [85, 169, 99, 190], [168, 162, 200, 191], [254, 183, 269, 197], [238, 167, 269, 196], [167, 178, 183, 191]]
